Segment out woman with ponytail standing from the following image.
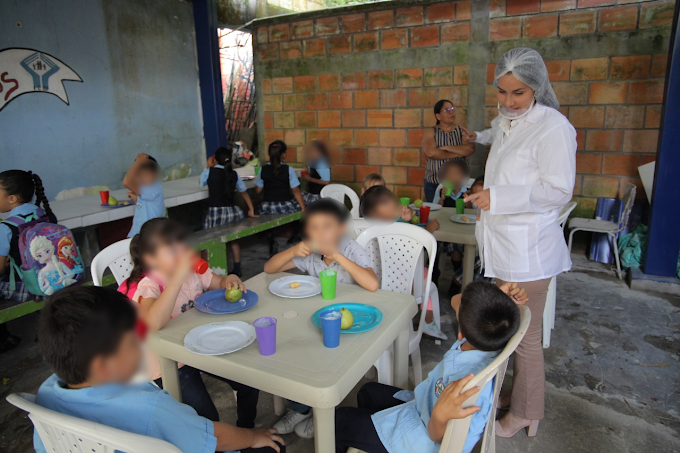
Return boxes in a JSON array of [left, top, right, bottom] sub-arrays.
[[255, 140, 305, 214], [200, 146, 257, 276], [0, 170, 56, 352]]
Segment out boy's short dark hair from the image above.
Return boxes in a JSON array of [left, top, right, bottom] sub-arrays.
[[300, 199, 350, 237], [38, 286, 137, 385], [359, 185, 396, 218], [439, 159, 469, 181], [458, 281, 520, 351], [139, 155, 160, 174]]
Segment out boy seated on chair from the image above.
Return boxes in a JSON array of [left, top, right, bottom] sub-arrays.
[[33, 286, 285, 453], [335, 281, 527, 453]]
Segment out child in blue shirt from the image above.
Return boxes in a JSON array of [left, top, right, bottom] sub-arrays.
[[255, 140, 305, 215], [300, 140, 332, 205], [33, 286, 285, 453], [124, 153, 165, 238], [335, 281, 526, 453]]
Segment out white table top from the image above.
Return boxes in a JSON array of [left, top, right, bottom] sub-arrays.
[[430, 207, 478, 245], [146, 271, 417, 408]]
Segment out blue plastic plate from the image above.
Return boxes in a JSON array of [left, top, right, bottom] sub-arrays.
[[194, 289, 258, 315], [311, 303, 383, 334]]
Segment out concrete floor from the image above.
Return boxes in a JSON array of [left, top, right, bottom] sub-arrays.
[[1, 234, 679, 452]]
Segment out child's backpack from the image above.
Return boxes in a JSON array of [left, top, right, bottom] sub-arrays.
[[1, 209, 84, 297]]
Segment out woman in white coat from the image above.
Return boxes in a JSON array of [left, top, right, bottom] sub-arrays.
[[462, 48, 576, 438]]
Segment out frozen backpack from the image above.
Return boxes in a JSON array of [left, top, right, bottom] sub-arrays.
[[2, 209, 84, 297]]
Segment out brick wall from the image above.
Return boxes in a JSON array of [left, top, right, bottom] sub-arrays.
[[253, 0, 676, 216]]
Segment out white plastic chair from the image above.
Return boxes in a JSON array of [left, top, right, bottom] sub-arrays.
[[349, 305, 531, 453], [356, 223, 437, 385], [543, 201, 577, 348], [6, 393, 182, 453], [567, 183, 636, 280], [321, 184, 361, 218], [90, 238, 133, 286]]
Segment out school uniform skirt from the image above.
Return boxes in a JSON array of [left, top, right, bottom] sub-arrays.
[[302, 192, 321, 205], [203, 205, 244, 229], [257, 200, 301, 215]]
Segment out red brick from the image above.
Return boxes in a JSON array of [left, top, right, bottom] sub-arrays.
[[356, 165, 381, 182], [394, 109, 422, 128], [257, 27, 269, 44], [284, 129, 306, 146], [280, 41, 301, 59], [454, 66, 469, 85], [578, 0, 614, 7], [589, 82, 629, 104], [331, 164, 355, 181], [306, 93, 328, 110], [382, 166, 408, 184], [423, 108, 436, 126], [264, 112, 274, 129], [342, 110, 367, 127], [576, 128, 585, 151], [283, 94, 306, 111], [380, 130, 406, 147], [490, 18, 522, 41], [560, 11, 596, 35], [342, 148, 368, 164], [573, 175, 583, 196], [424, 67, 453, 87], [582, 176, 619, 197], [394, 148, 421, 166], [274, 112, 295, 129], [568, 106, 605, 128], [342, 73, 366, 91], [307, 129, 329, 142], [368, 147, 393, 165], [640, 1, 675, 29], [485, 85, 498, 106], [599, 6, 638, 32], [272, 77, 293, 93], [524, 14, 558, 38], [368, 70, 394, 89], [328, 35, 351, 54], [294, 75, 315, 93], [303, 38, 326, 57], [408, 129, 425, 147], [318, 110, 342, 128], [381, 29, 408, 50], [295, 111, 317, 128], [330, 129, 353, 146], [356, 130, 380, 147], [329, 92, 352, 109], [368, 10, 394, 30], [341, 13, 365, 33], [651, 54, 668, 78], [545, 60, 571, 82], [264, 129, 284, 144], [623, 130, 659, 153], [456, 0, 471, 20], [441, 23, 471, 44], [438, 86, 469, 107], [269, 24, 290, 42], [645, 105, 662, 128], [408, 167, 427, 186], [610, 56, 651, 79], [484, 107, 497, 127], [570, 58, 608, 81], [354, 32, 378, 52], [619, 176, 645, 199], [576, 152, 602, 174], [381, 89, 407, 108], [367, 109, 393, 127], [258, 44, 278, 61], [629, 80, 665, 104], [318, 74, 340, 92], [261, 78, 272, 94], [315, 17, 339, 35], [263, 95, 282, 112], [604, 105, 645, 129], [585, 130, 623, 151], [408, 88, 437, 107], [411, 25, 439, 47], [507, 0, 539, 15], [395, 6, 424, 27], [602, 154, 640, 176], [426, 3, 455, 23], [394, 186, 423, 202], [486, 64, 497, 83], [541, 0, 575, 12], [396, 69, 423, 88], [291, 20, 314, 39]]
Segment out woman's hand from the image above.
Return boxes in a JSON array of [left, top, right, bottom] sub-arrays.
[[459, 126, 477, 142], [464, 189, 490, 211], [222, 274, 246, 293]]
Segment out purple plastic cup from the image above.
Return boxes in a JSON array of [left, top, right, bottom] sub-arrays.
[[254, 317, 277, 356]]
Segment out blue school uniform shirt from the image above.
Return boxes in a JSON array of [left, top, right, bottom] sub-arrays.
[[0, 203, 40, 257], [372, 340, 497, 453], [128, 180, 166, 238], [33, 374, 222, 453], [255, 164, 300, 188], [199, 165, 248, 192], [309, 157, 331, 181], [432, 185, 467, 205]]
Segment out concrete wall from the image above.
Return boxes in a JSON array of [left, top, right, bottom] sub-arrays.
[[252, 0, 675, 216], [0, 0, 205, 200]]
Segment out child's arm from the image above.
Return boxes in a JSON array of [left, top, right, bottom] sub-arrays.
[[264, 242, 311, 274], [428, 374, 482, 444], [213, 422, 284, 453], [207, 273, 247, 292], [122, 153, 149, 194], [292, 187, 306, 211], [328, 251, 380, 292], [301, 174, 331, 186], [425, 219, 440, 233], [498, 282, 529, 304], [241, 191, 257, 217], [400, 206, 413, 222]]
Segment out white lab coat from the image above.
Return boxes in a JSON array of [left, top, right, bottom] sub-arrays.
[[474, 103, 576, 282]]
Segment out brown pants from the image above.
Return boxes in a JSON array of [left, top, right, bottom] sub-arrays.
[[496, 277, 552, 420]]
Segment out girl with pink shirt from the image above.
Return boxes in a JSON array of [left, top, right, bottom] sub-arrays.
[[124, 218, 260, 427]]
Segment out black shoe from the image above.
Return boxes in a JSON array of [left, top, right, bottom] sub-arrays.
[[0, 335, 21, 354], [448, 280, 462, 297]]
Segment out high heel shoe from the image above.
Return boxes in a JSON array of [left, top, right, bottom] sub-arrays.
[[495, 412, 539, 438]]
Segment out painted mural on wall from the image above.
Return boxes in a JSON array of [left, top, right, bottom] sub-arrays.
[[0, 48, 82, 112]]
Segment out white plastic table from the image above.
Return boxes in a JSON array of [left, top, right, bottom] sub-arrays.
[[146, 271, 417, 452], [429, 207, 478, 288]]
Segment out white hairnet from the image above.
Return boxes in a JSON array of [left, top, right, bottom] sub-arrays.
[[494, 47, 559, 110]]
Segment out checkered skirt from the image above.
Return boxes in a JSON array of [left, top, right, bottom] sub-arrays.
[[303, 192, 321, 205], [203, 205, 244, 229], [0, 281, 32, 302], [257, 200, 301, 215], [440, 241, 465, 254]]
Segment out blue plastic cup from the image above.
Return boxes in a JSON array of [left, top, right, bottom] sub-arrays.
[[320, 310, 342, 348]]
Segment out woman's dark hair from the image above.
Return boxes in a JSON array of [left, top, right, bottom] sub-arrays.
[[359, 185, 397, 219], [434, 99, 454, 125], [307, 140, 330, 164], [214, 146, 237, 205], [300, 199, 349, 239], [125, 218, 189, 292], [39, 286, 137, 385], [458, 281, 520, 351], [0, 170, 55, 220], [268, 140, 288, 176]]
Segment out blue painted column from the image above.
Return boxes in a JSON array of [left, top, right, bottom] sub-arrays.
[[643, 3, 680, 277], [193, 0, 227, 158]]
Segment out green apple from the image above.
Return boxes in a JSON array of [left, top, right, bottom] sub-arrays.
[[340, 307, 354, 330], [414, 199, 423, 208], [410, 214, 420, 224], [108, 196, 118, 206], [225, 288, 243, 303]]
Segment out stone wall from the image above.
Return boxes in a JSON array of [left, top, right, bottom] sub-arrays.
[[253, 0, 675, 216]]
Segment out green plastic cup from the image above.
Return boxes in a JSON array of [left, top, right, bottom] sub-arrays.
[[319, 270, 337, 300], [455, 198, 465, 214], [254, 166, 261, 176], [400, 197, 411, 206], [444, 181, 454, 197]]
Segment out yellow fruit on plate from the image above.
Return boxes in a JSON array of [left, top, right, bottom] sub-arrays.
[[460, 215, 470, 223], [225, 288, 242, 302], [108, 196, 118, 206], [340, 307, 354, 330], [290, 282, 301, 289]]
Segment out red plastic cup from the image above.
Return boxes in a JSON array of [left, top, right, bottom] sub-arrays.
[[194, 258, 209, 274], [301, 170, 308, 176], [99, 190, 109, 205], [419, 205, 431, 224]]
